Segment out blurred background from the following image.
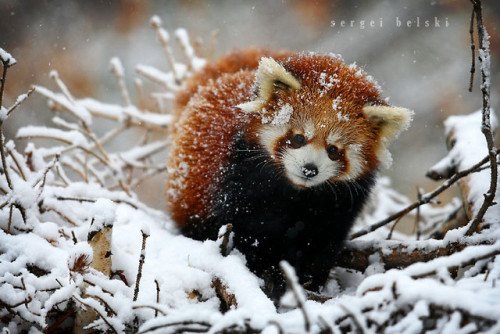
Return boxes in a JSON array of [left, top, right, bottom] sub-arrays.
[[1, 0, 499, 209]]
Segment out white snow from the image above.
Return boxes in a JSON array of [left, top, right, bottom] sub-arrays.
[[110, 57, 125, 77], [17, 126, 89, 146], [440, 110, 499, 224], [0, 47, 17, 66], [318, 72, 339, 97], [262, 103, 294, 125], [0, 106, 7, 122]]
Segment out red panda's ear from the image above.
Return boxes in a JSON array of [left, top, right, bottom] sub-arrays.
[[363, 105, 413, 168], [237, 57, 301, 113], [363, 105, 413, 142]]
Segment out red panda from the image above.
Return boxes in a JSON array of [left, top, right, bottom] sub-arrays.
[[166, 48, 412, 299]]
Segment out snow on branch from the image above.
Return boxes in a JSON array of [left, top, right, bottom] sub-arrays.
[[465, 0, 498, 236]]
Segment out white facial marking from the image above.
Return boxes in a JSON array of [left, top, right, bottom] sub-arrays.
[[282, 145, 341, 188], [340, 143, 364, 180], [304, 121, 315, 139], [258, 125, 287, 158], [327, 131, 342, 146]]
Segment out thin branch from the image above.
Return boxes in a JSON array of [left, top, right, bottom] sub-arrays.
[[469, 7, 476, 92], [72, 294, 118, 334], [55, 195, 139, 210], [41, 205, 79, 226], [50, 71, 76, 104], [351, 152, 496, 239], [150, 16, 180, 82], [387, 216, 403, 240], [132, 304, 167, 316], [413, 188, 424, 240], [411, 246, 500, 279], [466, 0, 498, 236], [154, 279, 160, 317], [218, 223, 233, 256], [133, 230, 149, 302], [336, 238, 493, 272], [7, 204, 13, 233], [280, 261, 311, 333], [212, 277, 237, 313], [6, 147, 27, 181], [0, 129, 12, 190], [138, 321, 210, 334], [5, 88, 34, 118], [110, 57, 132, 106]]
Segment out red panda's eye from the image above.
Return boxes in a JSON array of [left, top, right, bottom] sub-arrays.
[[290, 134, 306, 148], [327, 145, 341, 160]]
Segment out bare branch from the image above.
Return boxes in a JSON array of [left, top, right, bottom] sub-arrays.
[[6, 87, 35, 117], [110, 57, 132, 106], [133, 230, 149, 302], [468, 8, 476, 92], [218, 223, 233, 256], [351, 152, 496, 239], [466, 0, 498, 236], [132, 304, 167, 316], [280, 261, 311, 332], [73, 294, 118, 334]]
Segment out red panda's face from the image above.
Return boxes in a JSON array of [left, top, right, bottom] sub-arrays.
[[238, 55, 413, 189], [256, 108, 372, 188]]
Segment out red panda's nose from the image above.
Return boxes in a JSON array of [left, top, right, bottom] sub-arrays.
[[302, 164, 319, 178]]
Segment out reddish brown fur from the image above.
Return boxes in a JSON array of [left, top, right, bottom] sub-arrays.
[[175, 48, 293, 112], [167, 49, 385, 227], [245, 54, 386, 179]]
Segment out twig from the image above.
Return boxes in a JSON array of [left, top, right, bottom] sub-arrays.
[[280, 261, 311, 333], [410, 245, 500, 279], [7, 204, 13, 233], [218, 223, 233, 256], [42, 205, 79, 226], [212, 277, 237, 313], [86, 293, 117, 316], [110, 57, 132, 106], [133, 230, 149, 302], [73, 294, 118, 334], [466, 0, 498, 236], [0, 296, 33, 309], [13, 203, 27, 225], [469, 8, 476, 92], [33, 154, 59, 191], [55, 162, 71, 186], [338, 303, 368, 334], [150, 16, 180, 82], [413, 188, 424, 240], [135, 78, 146, 110], [351, 152, 495, 239], [55, 195, 139, 210], [336, 238, 493, 272], [138, 321, 211, 334], [6, 87, 35, 117], [387, 216, 403, 240], [132, 304, 167, 316], [0, 59, 12, 189], [6, 147, 27, 181], [154, 279, 160, 317], [50, 71, 76, 105]]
